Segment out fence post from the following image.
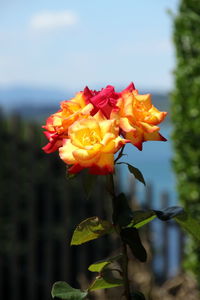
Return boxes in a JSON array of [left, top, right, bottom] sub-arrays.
[[9, 115, 23, 300]]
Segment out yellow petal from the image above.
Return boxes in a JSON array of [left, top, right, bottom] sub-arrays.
[[134, 93, 152, 110], [69, 118, 101, 148], [59, 139, 77, 164], [110, 107, 120, 121], [114, 136, 129, 152], [140, 122, 160, 133], [145, 107, 167, 124], [119, 117, 134, 132], [123, 93, 134, 117], [99, 119, 118, 138], [81, 103, 94, 115], [93, 110, 107, 122], [92, 153, 114, 174], [101, 133, 116, 153], [72, 144, 102, 162], [72, 92, 86, 108]]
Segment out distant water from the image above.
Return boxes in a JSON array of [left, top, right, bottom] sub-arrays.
[[119, 123, 177, 208]]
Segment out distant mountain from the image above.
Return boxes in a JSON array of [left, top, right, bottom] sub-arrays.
[[0, 86, 170, 122], [0, 86, 71, 110]]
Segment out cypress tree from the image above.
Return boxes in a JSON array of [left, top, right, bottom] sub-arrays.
[[171, 0, 200, 282]]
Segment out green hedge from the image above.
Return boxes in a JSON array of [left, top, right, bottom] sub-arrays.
[[171, 0, 200, 282]]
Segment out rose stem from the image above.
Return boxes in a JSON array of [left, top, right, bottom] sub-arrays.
[[108, 174, 132, 300]]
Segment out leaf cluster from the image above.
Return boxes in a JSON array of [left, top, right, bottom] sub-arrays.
[[52, 191, 200, 299]]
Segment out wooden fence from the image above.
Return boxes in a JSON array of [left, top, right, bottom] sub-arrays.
[[0, 113, 184, 300]]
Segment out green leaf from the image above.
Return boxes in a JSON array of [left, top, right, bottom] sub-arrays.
[[112, 193, 133, 227], [154, 206, 184, 221], [175, 212, 200, 243], [88, 254, 123, 272], [126, 207, 184, 229], [88, 269, 123, 291], [88, 261, 110, 273], [122, 206, 200, 244], [71, 217, 113, 245], [130, 207, 200, 243], [127, 210, 156, 229], [127, 164, 146, 185], [51, 282, 88, 300], [121, 228, 147, 262], [117, 162, 145, 185]]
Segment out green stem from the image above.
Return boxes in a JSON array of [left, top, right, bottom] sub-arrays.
[[108, 174, 132, 300], [114, 145, 125, 163], [121, 241, 132, 300]]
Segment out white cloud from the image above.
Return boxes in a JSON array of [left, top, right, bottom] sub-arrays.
[[30, 10, 78, 30]]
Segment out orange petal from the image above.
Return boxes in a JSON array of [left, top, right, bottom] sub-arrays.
[[144, 131, 167, 142], [134, 93, 152, 110], [125, 128, 144, 151]]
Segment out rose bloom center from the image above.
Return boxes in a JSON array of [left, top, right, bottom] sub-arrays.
[[81, 130, 100, 146]]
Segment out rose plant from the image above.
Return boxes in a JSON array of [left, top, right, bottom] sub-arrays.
[[42, 83, 200, 300]]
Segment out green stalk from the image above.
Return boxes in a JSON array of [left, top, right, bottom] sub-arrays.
[[108, 174, 132, 300]]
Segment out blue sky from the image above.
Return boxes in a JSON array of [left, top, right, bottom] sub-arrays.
[[0, 0, 178, 92]]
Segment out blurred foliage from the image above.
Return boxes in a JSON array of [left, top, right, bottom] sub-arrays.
[[171, 0, 200, 282]]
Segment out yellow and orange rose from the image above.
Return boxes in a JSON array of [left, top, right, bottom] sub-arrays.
[[59, 111, 128, 174], [111, 87, 167, 150], [42, 92, 93, 153], [42, 83, 167, 174]]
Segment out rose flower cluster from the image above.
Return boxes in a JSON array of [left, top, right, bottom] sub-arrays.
[[42, 83, 167, 175]]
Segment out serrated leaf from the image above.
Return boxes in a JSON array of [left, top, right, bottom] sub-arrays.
[[121, 228, 147, 262], [112, 193, 133, 227], [51, 281, 88, 300], [88, 269, 123, 291], [71, 217, 113, 245], [88, 254, 123, 272]]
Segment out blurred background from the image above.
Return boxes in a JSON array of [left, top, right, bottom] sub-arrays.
[[0, 0, 200, 299]]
